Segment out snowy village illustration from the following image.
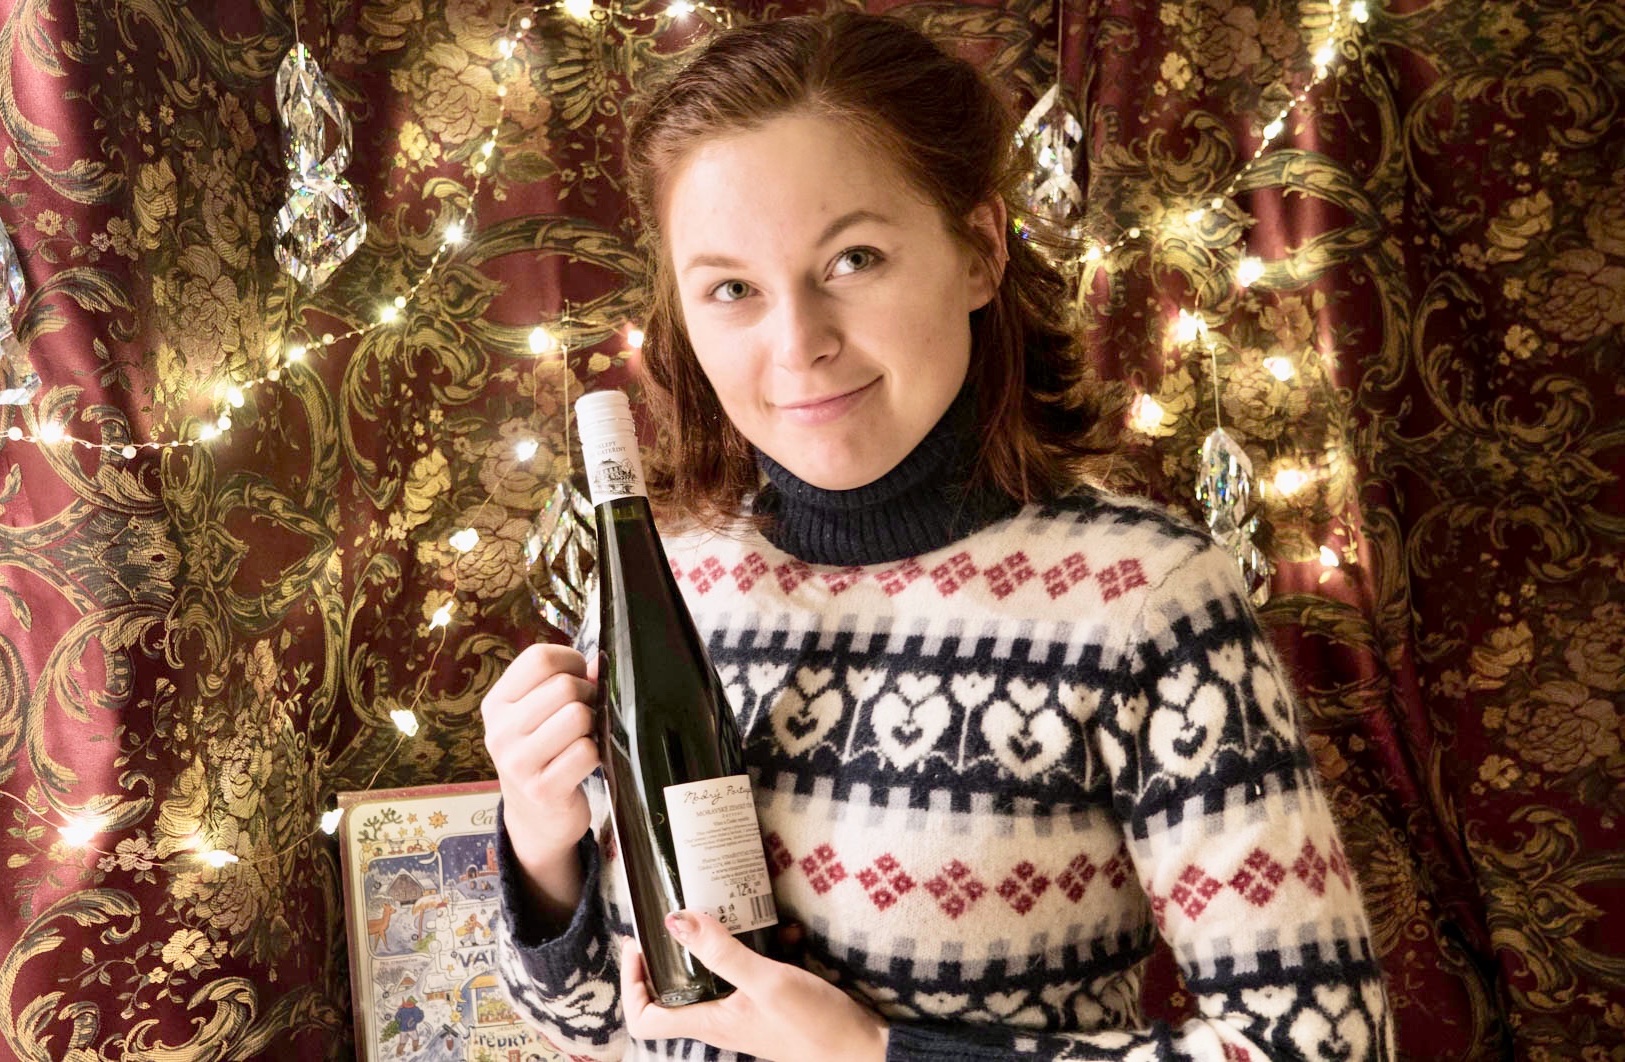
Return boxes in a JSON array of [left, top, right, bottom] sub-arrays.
[[339, 782, 567, 1062]]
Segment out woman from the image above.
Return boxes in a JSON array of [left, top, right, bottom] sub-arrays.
[[481, 12, 1393, 1061]]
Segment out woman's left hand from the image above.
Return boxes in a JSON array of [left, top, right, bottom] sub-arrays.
[[620, 911, 889, 1062]]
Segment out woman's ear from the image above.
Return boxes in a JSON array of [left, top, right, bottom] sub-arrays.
[[966, 196, 1010, 311]]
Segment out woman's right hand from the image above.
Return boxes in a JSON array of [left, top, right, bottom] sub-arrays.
[[481, 643, 601, 914]]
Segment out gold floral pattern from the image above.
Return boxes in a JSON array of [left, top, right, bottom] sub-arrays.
[[0, 0, 1620, 1058]]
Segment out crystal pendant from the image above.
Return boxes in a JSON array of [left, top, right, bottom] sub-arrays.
[[0, 335, 38, 406], [0, 223, 25, 341], [276, 44, 353, 179], [272, 44, 365, 290], [274, 178, 368, 290], [523, 480, 598, 638], [1013, 84, 1086, 246], [1196, 428, 1274, 604]]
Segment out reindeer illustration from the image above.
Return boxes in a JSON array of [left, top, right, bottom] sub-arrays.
[[366, 902, 396, 950]]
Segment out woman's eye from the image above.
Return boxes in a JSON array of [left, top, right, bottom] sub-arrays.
[[710, 279, 753, 303], [830, 247, 880, 277]]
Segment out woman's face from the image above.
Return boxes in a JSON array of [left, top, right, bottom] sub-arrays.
[[662, 113, 1002, 492]]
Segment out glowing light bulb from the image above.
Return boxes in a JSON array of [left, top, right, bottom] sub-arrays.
[[529, 326, 557, 355], [39, 421, 65, 444], [320, 808, 343, 834], [200, 850, 239, 868], [514, 438, 540, 462], [1314, 44, 1335, 69], [390, 708, 422, 737], [285, 344, 307, 363], [1186, 207, 1207, 225], [482, 140, 496, 158], [1351, 0, 1369, 22], [226, 386, 245, 408], [1174, 309, 1208, 344], [1262, 119, 1285, 141], [564, 0, 593, 21], [444, 221, 466, 245], [626, 327, 645, 349], [199, 424, 220, 442], [394, 295, 407, 309], [1319, 545, 1341, 568], [60, 818, 101, 847], [429, 604, 453, 629], [1236, 256, 1265, 287], [379, 304, 399, 324], [519, 16, 532, 28], [1273, 467, 1309, 496], [6, 426, 23, 441], [1263, 355, 1296, 381], [215, 414, 232, 432], [121, 444, 137, 459], [1127, 226, 1142, 239], [498, 37, 516, 58], [449, 528, 480, 553], [1084, 245, 1104, 263], [668, 0, 695, 14], [1131, 394, 1165, 433]]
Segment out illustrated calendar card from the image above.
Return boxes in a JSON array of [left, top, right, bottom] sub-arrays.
[[338, 781, 567, 1062]]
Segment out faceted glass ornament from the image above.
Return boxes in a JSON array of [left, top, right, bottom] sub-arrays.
[[274, 178, 368, 290], [0, 224, 24, 343], [0, 334, 38, 406], [524, 480, 598, 639], [276, 43, 352, 180], [1196, 428, 1274, 604], [1013, 84, 1086, 243]]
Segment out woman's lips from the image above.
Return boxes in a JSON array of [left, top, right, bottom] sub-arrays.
[[775, 378, 879, 425]]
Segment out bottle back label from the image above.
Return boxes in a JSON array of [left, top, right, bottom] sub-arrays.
[[663, 774, 778, 934]]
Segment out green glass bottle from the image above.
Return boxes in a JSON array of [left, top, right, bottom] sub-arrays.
[[575, 390, 777, 1007]]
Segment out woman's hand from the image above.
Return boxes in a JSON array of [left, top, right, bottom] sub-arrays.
[[620, 911, 889, 1062], [480, 643, 600, 917]]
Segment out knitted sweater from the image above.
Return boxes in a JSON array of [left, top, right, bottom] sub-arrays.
[[495, 414, 1393, 1061]]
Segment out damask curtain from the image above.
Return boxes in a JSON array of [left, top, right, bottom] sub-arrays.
[[0, 0, 1619, 1057]]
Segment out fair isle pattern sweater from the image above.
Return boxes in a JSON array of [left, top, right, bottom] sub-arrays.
[[496, 479, 1392, 1060]]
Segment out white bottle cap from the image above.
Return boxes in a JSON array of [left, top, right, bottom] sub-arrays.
[[575, 390, 647, 503]]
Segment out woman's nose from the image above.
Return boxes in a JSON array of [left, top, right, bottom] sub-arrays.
[[770, 290, 839, 370]]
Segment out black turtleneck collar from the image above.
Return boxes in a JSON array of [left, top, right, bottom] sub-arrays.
[[752, 383, 1021, 566]]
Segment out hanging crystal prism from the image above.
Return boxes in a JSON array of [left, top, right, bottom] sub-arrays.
[[0, 225, 36, 406], [1012, 84, 1086, 248], [523, 480, 598, 638], [1196, 427, 1274, 604], [272, 44, 365, 290]]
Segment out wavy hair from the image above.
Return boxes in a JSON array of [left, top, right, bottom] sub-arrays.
[[624, 12, 1112, 524]]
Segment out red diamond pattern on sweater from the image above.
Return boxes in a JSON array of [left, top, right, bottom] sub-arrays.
[[877, 558, 925, 596], [984, 551, 1036, 599], [822, 566, 867, 594], [1096, 559, 1148, 602], [1328, 840, 1353, 891], [1168, 864, 1224, 919], [733, 552, 768, 593], [1294, 840, 1329, 895], [801, 844, 847, 894], [1057, 852, 1098, 903], [776, 560, 814, 595], [669, 558, 684, 580], [763, 833, 794, 879], [1229, 848, 1287, 906], [1042, 552, 1092, 598], [688, 556, 726, 594], [1102, 845, 1133, 888], [856, 854, 917, 911], [996, 861, 1051, 914], [1222, 1042, 1252, 1062], [922, 860, 987, 919], [930, 552, 978, 596]]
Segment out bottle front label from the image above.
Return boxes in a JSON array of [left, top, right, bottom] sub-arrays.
[[663, 774, 779, 935]]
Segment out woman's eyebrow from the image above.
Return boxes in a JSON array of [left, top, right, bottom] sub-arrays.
[[679, 210, 895, 276]]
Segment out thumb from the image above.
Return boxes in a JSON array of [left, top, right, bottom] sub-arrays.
[[665, 910, 769, 989]]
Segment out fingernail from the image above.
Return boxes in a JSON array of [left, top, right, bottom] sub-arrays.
[[665, 911, 695, 942]]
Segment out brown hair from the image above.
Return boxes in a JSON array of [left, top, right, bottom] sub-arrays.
[[625, 12, 1111, 525]]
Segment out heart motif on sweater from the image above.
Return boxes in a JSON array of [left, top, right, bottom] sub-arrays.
[[982, 700, 1070, 780], [872, 692, 951, 768], [1149, 667, 1228, 778], [769, 687, 844, 756], [950, 673, 995, 709], [846, 667, 886, 705]]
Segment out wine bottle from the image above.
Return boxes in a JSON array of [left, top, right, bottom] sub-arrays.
[[575, 389, 778, 1007]]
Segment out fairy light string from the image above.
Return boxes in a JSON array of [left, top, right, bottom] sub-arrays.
[[6, 0, 1372, 872]]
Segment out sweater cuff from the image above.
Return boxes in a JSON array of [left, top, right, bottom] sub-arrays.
[[495, 799, 603, 986], [885, 1020, 1011, 1062]]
